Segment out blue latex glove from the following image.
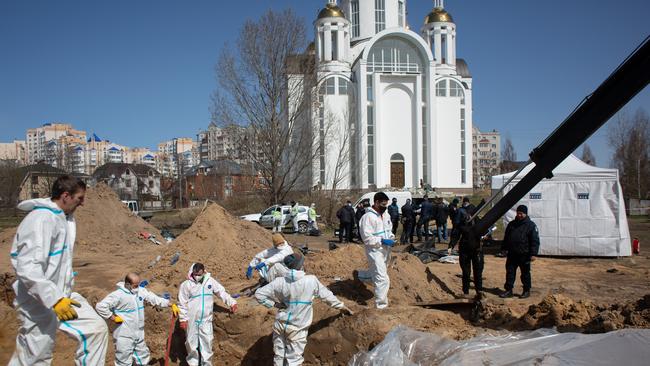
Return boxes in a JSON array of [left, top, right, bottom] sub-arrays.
[[139, 280, 149, 288], [381, 239, 395, 247], [255, 262, 266, 271], [246, 266, 253, 279], [162, 292, 171, 300]]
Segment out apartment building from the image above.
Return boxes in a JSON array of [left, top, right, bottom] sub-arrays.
[[25, 123, 86, 165], [0, 140, 26, 164], [156, 137, 196, 178], [472, 126, 500, 189]]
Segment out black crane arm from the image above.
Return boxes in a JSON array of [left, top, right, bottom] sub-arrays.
[[473, 36, 650, 237]]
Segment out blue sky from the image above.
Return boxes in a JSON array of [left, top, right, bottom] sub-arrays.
[[1, 0, 648, 167]]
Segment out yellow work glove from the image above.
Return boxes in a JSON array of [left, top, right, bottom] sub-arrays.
[[113, 315, 124, 323], [171, 303, 180, 317], [53, 297, 81, 321]]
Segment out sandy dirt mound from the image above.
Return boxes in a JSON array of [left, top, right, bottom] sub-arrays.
[[479, 293, 650, 333], [74, 183, 161, 251]]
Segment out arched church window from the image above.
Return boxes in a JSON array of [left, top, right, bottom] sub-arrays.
[[368, 36, 424, 73], [390, 153, 404, 161], [338, 77, 349, 95], [449, 80, 465, 104], [435, 79, 446, 96]]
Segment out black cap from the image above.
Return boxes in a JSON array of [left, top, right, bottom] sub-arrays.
[[516, 205, 528, 214], [452, 198, 459, 204], [283, 252, 305, 270], [462, 197, 470, 203], [374, 192, 389, 202], [392, 197, 397, 201]]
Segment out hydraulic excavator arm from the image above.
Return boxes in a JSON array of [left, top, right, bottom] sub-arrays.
[[471, 36, 650, 239]]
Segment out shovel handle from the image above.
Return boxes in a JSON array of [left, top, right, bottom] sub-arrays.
[[164, 313, 177, 366]]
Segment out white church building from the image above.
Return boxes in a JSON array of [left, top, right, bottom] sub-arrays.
[[291, 0, 473, 191]]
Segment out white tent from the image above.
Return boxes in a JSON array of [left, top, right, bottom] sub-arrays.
[[491, 155, 631, 256]]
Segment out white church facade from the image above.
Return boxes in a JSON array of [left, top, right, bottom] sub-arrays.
[[291, 0, 473, 191]]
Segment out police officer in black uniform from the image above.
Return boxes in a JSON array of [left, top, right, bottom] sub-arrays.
[[453, 207, 484, 298], [500, 205, 540, 299]]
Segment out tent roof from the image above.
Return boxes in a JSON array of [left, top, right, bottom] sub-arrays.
[[492, 154, 618, 189]]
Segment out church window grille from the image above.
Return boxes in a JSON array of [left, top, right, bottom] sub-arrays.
[[460, 108, 466, 184], [351, 1, 360, 38], [435, 79, 446, 96], [339, 77, 349, 94], [331, 30, 338, 60], [367, 37, 423, 73], [325, 77, 336, 95], [375, 0, 385, 33], [367, 75, 373, 101], [367, 105, 375, 184]]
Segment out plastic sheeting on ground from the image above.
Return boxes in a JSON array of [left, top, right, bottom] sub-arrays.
[[348, 325, 650, 366]]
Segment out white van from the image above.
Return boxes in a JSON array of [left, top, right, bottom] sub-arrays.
[[354, 191, 413, 213]]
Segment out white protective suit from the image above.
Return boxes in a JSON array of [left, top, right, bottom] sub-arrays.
[[356, 207, 394, 309], [178, 265, 237, 366], [9, 198, 108, 366], [249, 241, 294, 281], [255, 269, 346, 366], [95, 282, 171, 366]]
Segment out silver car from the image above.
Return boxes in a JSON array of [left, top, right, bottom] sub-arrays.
[[240, 204, 311, 233]]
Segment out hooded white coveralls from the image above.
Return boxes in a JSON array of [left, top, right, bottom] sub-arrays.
[[356, 208, 394, 309], [249, 241, 294, 281], [178, 265, 236, 366], [255, 269, 345, 366], [8, 198, 108, 366], [95, 282, 171, 366]]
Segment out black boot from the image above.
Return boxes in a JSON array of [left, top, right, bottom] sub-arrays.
[[499, 289, 513, 298], [520, 290, 530, 299]]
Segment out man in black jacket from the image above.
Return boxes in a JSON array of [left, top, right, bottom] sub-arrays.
[[500, 205, 540, 299], [400, 199, 415, 244], [434, 199, 449, 243], [336, 201, 356, 243], [453, 209, 483, 298], [418, 197, 434, 242], [387, 198, 400, 236]]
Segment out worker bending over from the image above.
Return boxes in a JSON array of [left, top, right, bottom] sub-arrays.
[[95, 272, 180, 366], [246, 233, 294, 281], [9, 176, 108, 366], [354, 192, 395, 309], [179, 263, 237, 366], [255, 252, 352, 366]]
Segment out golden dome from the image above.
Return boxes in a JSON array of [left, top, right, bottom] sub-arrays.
[[424, 8, 454, 24], [317, 3, 345, 19]]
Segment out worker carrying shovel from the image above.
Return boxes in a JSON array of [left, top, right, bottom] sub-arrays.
[[8, 176, 109, 365], [178, 262, 237, 366], [95, 272, 180, 366]]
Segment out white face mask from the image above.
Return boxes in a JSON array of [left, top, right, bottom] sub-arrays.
[[193, 274, 204, 282]]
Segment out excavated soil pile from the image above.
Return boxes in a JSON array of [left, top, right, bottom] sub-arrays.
[[308, 245, 455, 306], [145, 203, 272, 288], [74, 183, 161, 252], [479, 293, 650, 333]]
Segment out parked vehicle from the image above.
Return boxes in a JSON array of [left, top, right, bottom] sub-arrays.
[[240, 204, 312, 233], [122, 200, 154, 221], [354, 191, 413, 213]]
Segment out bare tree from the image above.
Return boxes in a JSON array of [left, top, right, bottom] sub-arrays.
[[0, 161, 24, 208], [212, 9, 321, 205], [499, 136, 518, 173], [581, 143, 596, 166], [607, 108, 650, 199]]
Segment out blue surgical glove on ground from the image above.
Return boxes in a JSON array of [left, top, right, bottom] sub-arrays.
[[246, 266, 253, 279], [381, 239, 395, 247], [255, 262, 266, 270]]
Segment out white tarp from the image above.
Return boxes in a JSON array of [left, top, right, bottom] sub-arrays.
[[349, 326, 650, 366], [491, 155, 631, 256]]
